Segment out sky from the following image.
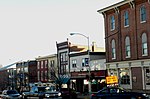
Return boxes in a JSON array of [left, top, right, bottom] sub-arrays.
[[0, 0, 122, 66]]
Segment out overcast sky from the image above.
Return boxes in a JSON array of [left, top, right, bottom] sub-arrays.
[[0, 0, 122, 66]]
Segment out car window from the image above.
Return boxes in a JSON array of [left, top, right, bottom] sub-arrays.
[[7, 90, 18, 94], [99, 88, 109, 93]]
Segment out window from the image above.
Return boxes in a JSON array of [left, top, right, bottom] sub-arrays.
[[41, 61, 43, 68], [50, 60, 55, 67], [145, 67, 150, 85], [72, 59, 77, 68], [82, 58, 89, 67], [37, 71, 40, 81], [125, 36, 131, 58], [124, 11, 129, 26], [111, 39, 116, 59], [110, 15, 115, 30], [120, 68, 130, 85], [142, 33, 148, 56], [45, 60, 48, 68], [37, 62, 40, 69], [140, 5, 146, 22]]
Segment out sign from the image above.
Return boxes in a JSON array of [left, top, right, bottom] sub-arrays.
[[106, 76, 118, 84]]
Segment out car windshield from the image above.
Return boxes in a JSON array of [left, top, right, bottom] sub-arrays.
[[7, 90, 18, 94], [45, 86, 56, 92]]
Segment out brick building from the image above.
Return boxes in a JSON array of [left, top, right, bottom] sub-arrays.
[[98, 0, 150, 92]]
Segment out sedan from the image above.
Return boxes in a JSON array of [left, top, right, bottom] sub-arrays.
[[0, 90, 22, 99], [91, 86, 149, 99]]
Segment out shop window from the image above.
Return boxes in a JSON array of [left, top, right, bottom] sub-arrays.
[[120, 68, 130, 85], [145, 68, 150, 85]]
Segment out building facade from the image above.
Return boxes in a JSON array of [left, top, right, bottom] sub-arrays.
[[16, 60, 37, 92], [98, 0, 150, 92], [35, 54, 58, 85], [70, 51, 106, 93]]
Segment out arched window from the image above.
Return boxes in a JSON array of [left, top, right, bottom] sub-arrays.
[[125, 36, 131, 58], [142, 33, 148, 56], [111, 39, 116, 59], [124, 11, 129, 27], [110, 15, 115, 30], [140, 5, 146, 22]]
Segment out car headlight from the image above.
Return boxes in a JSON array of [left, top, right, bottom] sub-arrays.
[[45, 94, 50, 97], [58, 92, 61, 96], [142, 93, 148, 97]]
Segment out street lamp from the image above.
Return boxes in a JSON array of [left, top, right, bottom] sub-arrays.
[[70, 32, 91, 94]]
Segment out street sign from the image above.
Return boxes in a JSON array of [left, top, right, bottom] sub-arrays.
[[106, 76, 118, 84]]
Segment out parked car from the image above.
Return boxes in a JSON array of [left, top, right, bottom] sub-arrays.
[[0, 90, 22, 99], [22, 86, 62, 99], [91, 86, 149, 99], [38, 86, 62, 99], [61, 88, 77, 99]]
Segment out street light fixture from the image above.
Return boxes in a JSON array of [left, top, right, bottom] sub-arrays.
[[70, 32, 91, 94]]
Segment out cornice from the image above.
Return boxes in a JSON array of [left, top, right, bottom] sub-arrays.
[[97, 0, 134, 14]]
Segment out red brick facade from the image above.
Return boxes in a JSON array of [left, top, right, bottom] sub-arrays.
[[98, 0, 150, 92]]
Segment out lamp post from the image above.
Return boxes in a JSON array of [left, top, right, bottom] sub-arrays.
[[70, 32, 91, 94]]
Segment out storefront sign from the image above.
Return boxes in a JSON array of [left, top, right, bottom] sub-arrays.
[[106, 76, 118, 84]]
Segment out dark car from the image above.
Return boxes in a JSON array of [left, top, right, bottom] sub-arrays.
[[91, 86, 149, 99], [61, 88, 77, 99], [38, 86, 62, 99], [22, 86, 62, 99], [0, 90, 22, 99]]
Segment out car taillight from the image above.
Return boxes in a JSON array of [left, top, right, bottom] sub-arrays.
[[91, 94, 96, 96]]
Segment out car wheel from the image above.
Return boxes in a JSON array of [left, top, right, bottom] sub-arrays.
[[131, 97, 136, 99]]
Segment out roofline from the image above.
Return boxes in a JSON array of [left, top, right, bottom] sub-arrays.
[[97, 0, 134, 13]]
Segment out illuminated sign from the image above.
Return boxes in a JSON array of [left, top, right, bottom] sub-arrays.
[[106, 76, 118, 84]]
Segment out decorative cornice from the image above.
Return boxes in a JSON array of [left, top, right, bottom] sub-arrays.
[[114, 7, 119, 14], [129, 1, 135, 8], [97, 0, 134, 14]]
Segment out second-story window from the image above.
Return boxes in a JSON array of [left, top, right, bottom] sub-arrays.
[[125, 36, 131, 58], [72, 59, 77, 68], [124, 11, 129, 27], [110, 15, 115, 30], [140, 5, 146, 22], [82, 58, 89, 67], [111, 39, 116, 59], [142, 33, 148, 56], [37, 61, 40, 69], [41, 61, 43, 68]]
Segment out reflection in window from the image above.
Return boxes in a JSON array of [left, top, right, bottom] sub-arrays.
[[124, 11, 129, 26], [120, 68, 130, 84], [111, 39, 116, 59], [140, 5, 146, 22], [110, 15, 115, 30], [142, 33, 148, 56], [145, 68, 150, 85], [125, 36, 131, 58]]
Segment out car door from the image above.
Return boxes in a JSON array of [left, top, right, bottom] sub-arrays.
[[96, 88, 111, 99]]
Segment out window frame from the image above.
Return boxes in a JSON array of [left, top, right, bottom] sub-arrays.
[[111, 39, 116, 59], [110, 15, 115, 31], [140, 5, 146, 23], [142, 33, 148, 56], [125, 36, 131, 58], [124, 11, 129, 27]]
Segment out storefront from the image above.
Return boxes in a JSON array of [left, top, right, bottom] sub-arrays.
[[70, 70, 106, 93]]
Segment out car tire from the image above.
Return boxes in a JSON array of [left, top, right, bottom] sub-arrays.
[[131, 97, 136, 99]]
